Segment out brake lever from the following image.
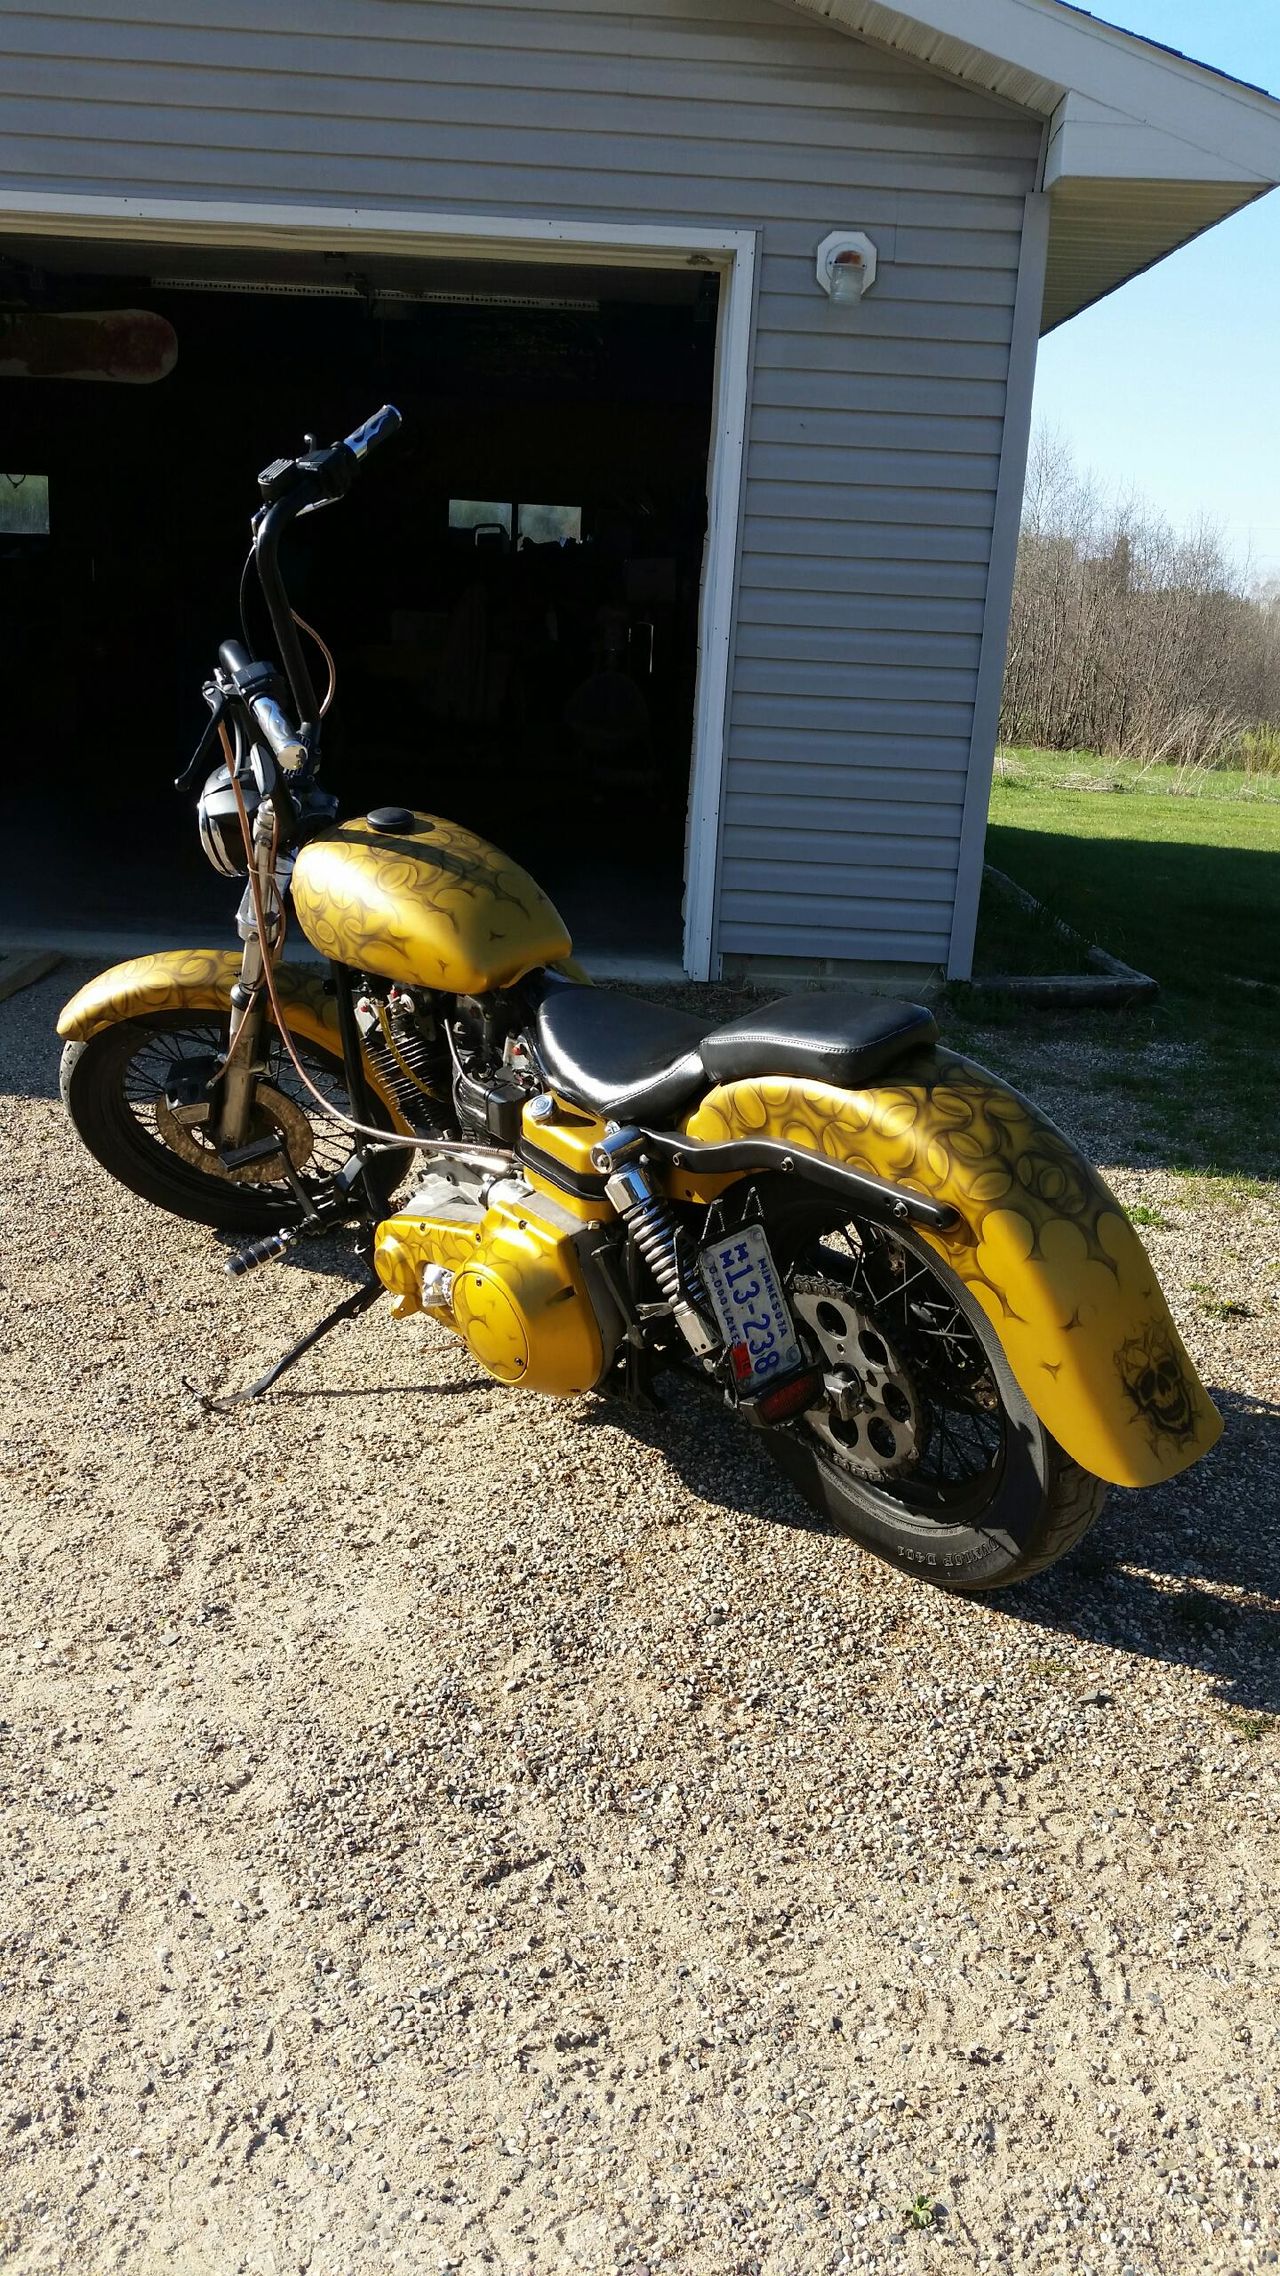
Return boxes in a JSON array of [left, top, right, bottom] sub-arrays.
[[174, 683, 228, 791]]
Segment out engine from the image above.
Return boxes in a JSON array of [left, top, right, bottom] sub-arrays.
[[354, 983, 454, 1132], [373, 1172, 623, 1397]]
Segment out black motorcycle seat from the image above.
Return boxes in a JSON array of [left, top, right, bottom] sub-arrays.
[[532, 986, 709, 1124], [700, 989, 938, 1089], [532, 985, 939, 1127]]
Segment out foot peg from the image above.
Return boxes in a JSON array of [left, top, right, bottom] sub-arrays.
[[225, 1226, 299, 1276]]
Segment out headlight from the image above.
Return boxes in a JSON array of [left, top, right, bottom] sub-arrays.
[[196, 763, 256, 878]]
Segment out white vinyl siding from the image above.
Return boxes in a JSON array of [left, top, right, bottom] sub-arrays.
[[0, 0, 1043, 970]]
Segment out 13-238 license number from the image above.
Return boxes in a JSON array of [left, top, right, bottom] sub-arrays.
[[699, 1222, 804, 1390]]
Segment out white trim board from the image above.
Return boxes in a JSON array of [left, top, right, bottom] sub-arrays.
[[0, 191, 755, 266], [689, 218, 757, 985], [0, 191, 758, 982]]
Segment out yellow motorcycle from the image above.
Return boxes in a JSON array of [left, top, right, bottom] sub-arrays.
[[58, 407, 1221, 1592]]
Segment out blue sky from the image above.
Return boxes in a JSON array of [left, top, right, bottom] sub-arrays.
[[1031, 0, 1280, 582]]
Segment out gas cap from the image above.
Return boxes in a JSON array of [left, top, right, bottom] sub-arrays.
[[365, 806, 421, 833]]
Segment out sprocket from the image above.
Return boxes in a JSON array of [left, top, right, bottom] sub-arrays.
[[790, 1272, 923, 1479]]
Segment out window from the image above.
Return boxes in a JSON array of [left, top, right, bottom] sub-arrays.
[[0, 473, 50, 536], [518, 503, 581, 547], [448, 499, 582, 549], [449, 499, 512, 543]]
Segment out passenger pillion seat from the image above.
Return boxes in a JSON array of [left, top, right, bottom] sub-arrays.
[[530, 985, 939, 1128]]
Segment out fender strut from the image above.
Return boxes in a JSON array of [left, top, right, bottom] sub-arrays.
[[641, 1130, 958, 1233]]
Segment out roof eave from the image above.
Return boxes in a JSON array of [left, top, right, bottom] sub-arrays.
[[785, 0, 1280, 181], [781, 0, 1280, 328], [1040, 176, 1270, 332]]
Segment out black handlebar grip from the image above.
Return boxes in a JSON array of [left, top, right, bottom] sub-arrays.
[[218, 639, 252, 678], [342, 404, 402, 464]]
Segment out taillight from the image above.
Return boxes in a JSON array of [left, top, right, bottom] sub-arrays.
[[754, 1368, 823, 1425]]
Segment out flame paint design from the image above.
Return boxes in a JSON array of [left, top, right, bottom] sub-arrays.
[[56, 950, 403, 1124], [683, 1053, 1221, 1489], [291, 814, 571, 994], [57, 950, 338, 1045]]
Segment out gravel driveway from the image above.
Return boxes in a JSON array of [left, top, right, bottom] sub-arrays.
[[2, 966, 1278, 2276]]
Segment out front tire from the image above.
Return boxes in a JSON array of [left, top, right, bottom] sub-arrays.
[[61, 1010, 404, 1233], [758, 1195, 1108, 1592]]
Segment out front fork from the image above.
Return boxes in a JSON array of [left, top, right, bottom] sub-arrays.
[[213, 796, 384, 1217], [214, 798, 287, 1149]]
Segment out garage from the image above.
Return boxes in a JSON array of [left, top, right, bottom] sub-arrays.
[[3, 0, 1278, 983], [1, 235, 724, 970]]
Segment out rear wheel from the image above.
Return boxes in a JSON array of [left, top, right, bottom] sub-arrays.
[[60, 1010, 405, 1233], [756, 1190, 1107, 1592]]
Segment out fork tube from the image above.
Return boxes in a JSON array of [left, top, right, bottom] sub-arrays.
[[218, 962, 267, 1147], [217, 799, 276, 1146]]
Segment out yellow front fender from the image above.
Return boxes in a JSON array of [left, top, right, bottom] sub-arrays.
[[56, 949, 404, 1126], [681, 1052, 1221, 1491]]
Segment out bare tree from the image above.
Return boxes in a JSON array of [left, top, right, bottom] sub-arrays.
[[1001, 430, 1280, 765]]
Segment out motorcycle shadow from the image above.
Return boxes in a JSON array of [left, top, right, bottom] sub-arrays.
[[592, 1377, 1280, 1721], [998, 1385, 1280, 1719]]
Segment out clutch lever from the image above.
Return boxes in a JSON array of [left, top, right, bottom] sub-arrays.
[[174, 682, 229, 791]]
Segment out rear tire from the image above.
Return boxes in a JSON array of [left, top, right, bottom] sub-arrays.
[[61, 1010, 404, 1234], [757, 1193, 1108, 1592]]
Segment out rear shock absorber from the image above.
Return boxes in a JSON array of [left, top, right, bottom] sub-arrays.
[[592, 1126, 719, 1362]]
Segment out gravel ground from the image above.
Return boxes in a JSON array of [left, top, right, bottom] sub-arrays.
[[2, 965, 1278, 2276]]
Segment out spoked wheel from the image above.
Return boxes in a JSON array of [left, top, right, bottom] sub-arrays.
[[757, 1190, 1107, 1592], [60, 1010, 406, 1233]]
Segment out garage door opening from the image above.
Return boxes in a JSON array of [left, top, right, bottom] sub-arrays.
[[0, 238, 723, 970]]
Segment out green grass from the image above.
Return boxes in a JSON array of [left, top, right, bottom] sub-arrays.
[[1190, 1283, 1254, 1322], [963, 748, 1280, 1179], [901, 2194, 937, 2232], [985, 754, 1280, 989], [1217, 1707, 1276, 1743], [994, 745, 1280, 804]]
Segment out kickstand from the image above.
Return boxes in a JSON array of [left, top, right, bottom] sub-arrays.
[[184, 1277, 385, 1413]]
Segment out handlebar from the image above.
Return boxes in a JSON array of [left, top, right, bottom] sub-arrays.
[[342, 403, 402, 464], [249, 404, 403, 729], [257, 402, 402, 510], [182, 407, 404, 797], [216, 640, 309, 772]]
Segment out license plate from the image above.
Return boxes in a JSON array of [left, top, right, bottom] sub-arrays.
[[699, 1222, 804, 1391]]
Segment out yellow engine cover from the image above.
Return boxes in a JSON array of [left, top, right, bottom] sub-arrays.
[[290, 811, 571, 994], [374, 1182, 607, 1397]]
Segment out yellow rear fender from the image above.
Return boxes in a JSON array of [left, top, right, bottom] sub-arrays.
[[680, 1051, 1221, 1491], [56, 949, 405, 1127]]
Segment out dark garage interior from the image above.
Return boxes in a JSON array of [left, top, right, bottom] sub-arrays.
[[0, 239, 719, 967]]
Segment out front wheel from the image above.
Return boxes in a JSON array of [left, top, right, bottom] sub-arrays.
[[60, 1009, 405, 1233], [757, 1192, 1108, 1592]]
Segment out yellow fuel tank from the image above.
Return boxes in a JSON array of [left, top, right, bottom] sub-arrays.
[[291, 811, 572, 994]]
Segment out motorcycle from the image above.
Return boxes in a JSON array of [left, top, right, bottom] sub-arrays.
[[57, 406, 1222, 1592]]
